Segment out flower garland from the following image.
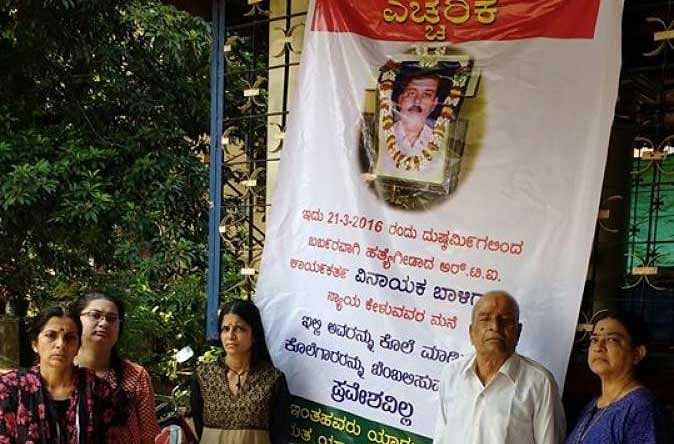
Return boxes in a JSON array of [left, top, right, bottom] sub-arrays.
[[379, 63, 470, 171]]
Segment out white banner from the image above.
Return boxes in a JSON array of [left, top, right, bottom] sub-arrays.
[[257, 0, 623, 441]]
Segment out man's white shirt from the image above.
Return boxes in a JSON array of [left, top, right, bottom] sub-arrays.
[[433, 353, 565, 444], [393, 120, 434, 155], [375, 121, 445, 183]]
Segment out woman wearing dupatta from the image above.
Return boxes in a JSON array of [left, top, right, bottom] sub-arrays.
[[191, 299, 289, 444]]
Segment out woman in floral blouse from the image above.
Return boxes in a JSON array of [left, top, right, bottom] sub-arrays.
[[0, 305, 117, 443]]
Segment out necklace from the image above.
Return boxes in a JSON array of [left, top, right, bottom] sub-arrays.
[[573, 381, 636, 444], [227, 367, 249, 392]]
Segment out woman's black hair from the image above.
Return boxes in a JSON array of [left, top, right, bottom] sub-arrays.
[[70, 291, 130, 424], [31, 305, 82, 345], [218, 298, 273, 368], [594, 310, 652, 348]]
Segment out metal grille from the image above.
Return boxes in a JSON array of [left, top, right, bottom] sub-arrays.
[[578, 1, 674, 352], [215, 0, 307, 306], [564, 2, 674, 412]]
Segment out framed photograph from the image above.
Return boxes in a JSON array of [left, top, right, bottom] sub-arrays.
[[372, 57, 474, 189]]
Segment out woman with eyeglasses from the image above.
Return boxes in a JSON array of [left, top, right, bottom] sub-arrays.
[[72, 291, 160, 444], [0, 305, 117, 442], [565, 311, 671, 444]]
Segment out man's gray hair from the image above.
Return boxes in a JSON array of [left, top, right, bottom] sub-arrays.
[[471, 290, 520, 322]]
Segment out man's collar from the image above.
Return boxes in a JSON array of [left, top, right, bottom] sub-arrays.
[[498, 353, 521, 383], [462, 353, 477, 379], [393, 120, 433, 150], [463, 352, 521, 384]]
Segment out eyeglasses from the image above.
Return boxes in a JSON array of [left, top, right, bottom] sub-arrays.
[[81, 310, 119, 323]]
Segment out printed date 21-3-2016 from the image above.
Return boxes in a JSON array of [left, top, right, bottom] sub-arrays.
[[327, 212, 383, 232]]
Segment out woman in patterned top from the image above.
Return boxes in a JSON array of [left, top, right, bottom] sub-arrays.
[[191, 299, 290, 444], [565, 311, 671, 444], [0, 305, 117, 443], [72, 292, 160, 443]]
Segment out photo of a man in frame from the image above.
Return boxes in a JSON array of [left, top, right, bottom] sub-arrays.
[[374, 61, 461, 184]]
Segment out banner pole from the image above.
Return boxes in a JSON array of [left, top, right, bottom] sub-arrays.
[[206, 0, 226, 342]]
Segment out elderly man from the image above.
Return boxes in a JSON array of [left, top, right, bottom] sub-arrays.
[[433, 290, 565, 444]]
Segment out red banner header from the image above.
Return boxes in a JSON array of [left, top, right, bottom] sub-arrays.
[[312, 0, 601, 43]]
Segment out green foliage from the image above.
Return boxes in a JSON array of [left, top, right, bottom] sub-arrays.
[[198, 345, 224, 365], [0, 0, 226, 384]]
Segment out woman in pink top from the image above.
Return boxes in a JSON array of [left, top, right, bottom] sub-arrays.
[[72, 291, 161, 444]]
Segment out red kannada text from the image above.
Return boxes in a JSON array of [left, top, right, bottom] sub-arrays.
[[423, 227, 524, 256], [301, 208, 384, 234], [364, 296, 426, 322], [327, 291, 362, 311], [430, 312, 458, 329], [289, 258, 349, 279], [327, 291, 461, 331]]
